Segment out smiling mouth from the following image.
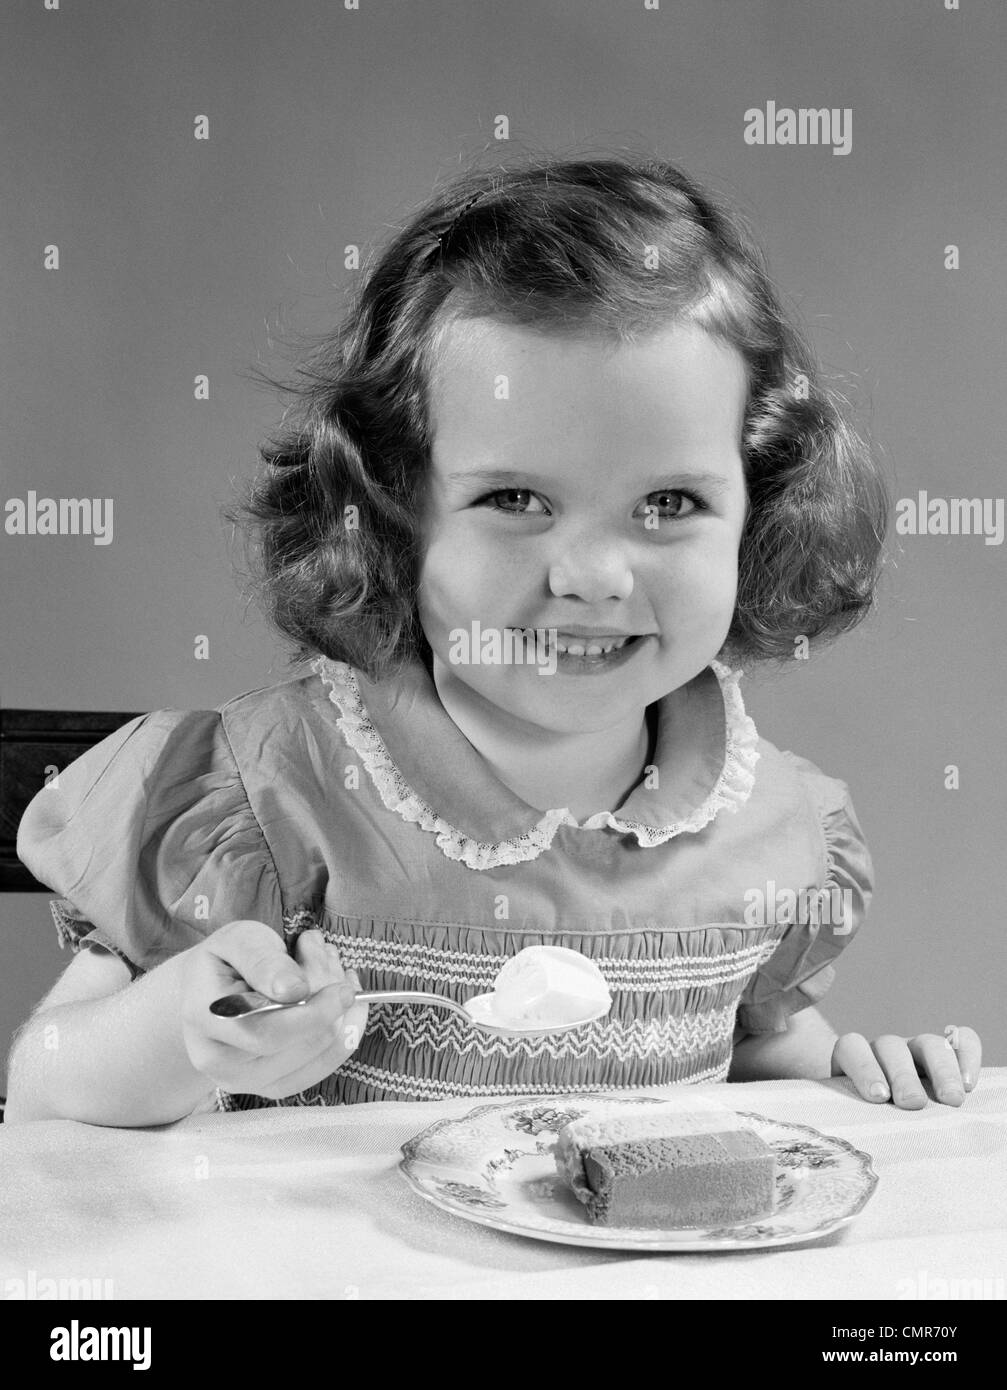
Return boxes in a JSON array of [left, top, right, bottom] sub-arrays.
[[508, 629, 646, 657]]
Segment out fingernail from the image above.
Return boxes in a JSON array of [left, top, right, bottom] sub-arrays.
[[939, 1086, 963, 1104], [962, 1071, 974, 1090], [896, 1091, 926, 1108], [272, 970, 304, 995], [869, 1081, 890, 1099], [338, 983, 358, 1010]]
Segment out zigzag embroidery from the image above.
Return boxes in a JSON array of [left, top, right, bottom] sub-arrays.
[[328, 933, 780, 991], [212, 1039, 733, 1109], [359, 1000, 737, 1061], [334, 1055, 732, 1101]]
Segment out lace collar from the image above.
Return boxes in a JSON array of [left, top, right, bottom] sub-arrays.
[[312, 654, 760, 871]]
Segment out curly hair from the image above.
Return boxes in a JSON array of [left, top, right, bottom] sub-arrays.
[[224, 153, 889, 682]]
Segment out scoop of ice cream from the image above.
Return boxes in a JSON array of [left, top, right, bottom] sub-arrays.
[[489, 946, 611, 1028]]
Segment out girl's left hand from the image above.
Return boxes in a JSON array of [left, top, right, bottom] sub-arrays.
[[830, 1026, 982, 1108]]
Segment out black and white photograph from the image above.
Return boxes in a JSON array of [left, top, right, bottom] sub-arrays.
[[1, 0, 1003, 1340]]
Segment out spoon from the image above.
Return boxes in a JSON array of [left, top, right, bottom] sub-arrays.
[[208, 988, 609, 1039]]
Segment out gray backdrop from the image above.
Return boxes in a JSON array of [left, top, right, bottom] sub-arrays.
[[2, 0, 1004, 1084]]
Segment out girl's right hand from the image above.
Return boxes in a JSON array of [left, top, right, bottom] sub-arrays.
[[180, 921, 369, 1100]]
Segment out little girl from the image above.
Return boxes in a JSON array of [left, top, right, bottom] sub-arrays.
[[9, 154, 981, 1126]]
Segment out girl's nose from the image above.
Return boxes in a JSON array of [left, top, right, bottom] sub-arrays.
[[547, 539, 634, 603]]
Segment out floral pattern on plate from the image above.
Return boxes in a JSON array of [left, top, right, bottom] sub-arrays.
[[399, 1092, 879, 1251]]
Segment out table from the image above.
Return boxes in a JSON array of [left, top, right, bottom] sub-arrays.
[[1, 1073, 1005, 1300]]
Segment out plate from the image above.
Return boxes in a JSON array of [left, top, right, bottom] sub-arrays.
[[399, 1092, 879, 1251]]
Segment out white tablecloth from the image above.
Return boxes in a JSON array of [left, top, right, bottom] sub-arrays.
[[1, 1073, 1005, 1299]]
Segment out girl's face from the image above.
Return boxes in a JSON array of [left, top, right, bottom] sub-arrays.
[[417, 316, 750, 735]]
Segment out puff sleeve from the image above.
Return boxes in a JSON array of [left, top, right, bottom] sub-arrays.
[[16, 709, 283, 980], [735, 753, 874, 1035]]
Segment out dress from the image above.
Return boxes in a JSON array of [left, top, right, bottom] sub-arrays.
[[16, 655, 874, 1111]]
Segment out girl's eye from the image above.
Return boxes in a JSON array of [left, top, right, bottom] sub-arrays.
[[479, 488, 549, 515], [638, 489, 704, 520]]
